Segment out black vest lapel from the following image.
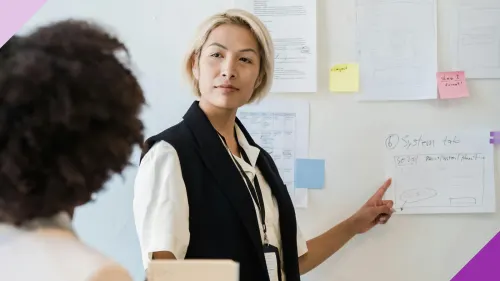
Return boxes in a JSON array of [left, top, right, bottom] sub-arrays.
[[182, 101, 265, 261], [235, 117, 291, 208], [236, 117, 301, 281]]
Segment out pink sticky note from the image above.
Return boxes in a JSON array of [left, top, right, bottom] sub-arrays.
[[437, 71, 469, 99]]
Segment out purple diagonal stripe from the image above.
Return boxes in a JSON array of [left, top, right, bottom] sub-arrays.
[[490, 131, 500, 137], [0, 0, 47, 47], [451, 231, 500, 281]]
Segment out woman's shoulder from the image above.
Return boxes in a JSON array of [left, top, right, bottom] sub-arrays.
[[140, 122, 195, 162], [66, 238, 133, 281], [140, 140, 179, 164], [0, 230, 133, 281], [87, 262, 133, 281], [32, 232, 132, 281], [65, 238, 126, 270], [145, 121, 192, 148]]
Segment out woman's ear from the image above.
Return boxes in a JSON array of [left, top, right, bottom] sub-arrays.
[[254, 73, 263, 89], [191, 54, 200, 80]]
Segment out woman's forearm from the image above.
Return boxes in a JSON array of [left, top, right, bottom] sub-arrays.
[[298, 219, 356, 275], [152, 251, 177, 259]]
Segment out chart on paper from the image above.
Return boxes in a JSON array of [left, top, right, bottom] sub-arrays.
[[233, 0, 317, 93], [448, 0, 500, 78], [355, 0, 437, 100], [237, 99, 309, 208], [383, 131, 495, 214]]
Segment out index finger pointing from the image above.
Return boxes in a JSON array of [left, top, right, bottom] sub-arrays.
[[372, 178, 392, 199]]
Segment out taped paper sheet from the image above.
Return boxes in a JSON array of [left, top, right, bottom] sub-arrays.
[[383, 130, 495, 214], [237, 99, 310, 208]]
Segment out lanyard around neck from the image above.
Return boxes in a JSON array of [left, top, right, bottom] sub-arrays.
[[217, 130, 269, 245]]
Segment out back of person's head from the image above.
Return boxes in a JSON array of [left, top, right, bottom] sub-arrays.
[[0, 19, 145, 225]]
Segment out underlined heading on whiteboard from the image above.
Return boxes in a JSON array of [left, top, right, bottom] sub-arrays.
[[383, 131, 495, 214]]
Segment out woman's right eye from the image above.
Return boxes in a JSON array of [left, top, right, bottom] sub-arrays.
[[210, 52, 222, 58]]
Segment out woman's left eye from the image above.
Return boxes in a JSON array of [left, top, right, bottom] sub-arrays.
[[240, 57, 252, 63]]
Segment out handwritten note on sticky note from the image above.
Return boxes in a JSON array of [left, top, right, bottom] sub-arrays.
[[329, 63, 359, 92], [295, 159, 325, 189], [437, 71, 469, 99]]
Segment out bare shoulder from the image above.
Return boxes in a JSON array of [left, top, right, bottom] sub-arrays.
[[87, 262, 133, 281]]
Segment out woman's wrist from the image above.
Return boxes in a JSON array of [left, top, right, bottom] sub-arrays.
[[341, 216, 359, 238]]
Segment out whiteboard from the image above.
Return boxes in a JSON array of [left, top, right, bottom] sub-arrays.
[[22, 0, 500, 281]]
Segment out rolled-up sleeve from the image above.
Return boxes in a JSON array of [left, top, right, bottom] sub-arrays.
[[133, 141, 190, 269], [297, 224, 308, 257]]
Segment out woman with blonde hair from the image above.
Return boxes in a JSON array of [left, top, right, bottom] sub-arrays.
[[133, 9, 394, 281]]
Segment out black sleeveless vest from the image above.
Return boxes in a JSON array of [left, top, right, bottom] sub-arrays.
[[140, 101, 301, 281]]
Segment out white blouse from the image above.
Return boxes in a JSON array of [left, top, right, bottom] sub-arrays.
[[133, 125, 308, 279]]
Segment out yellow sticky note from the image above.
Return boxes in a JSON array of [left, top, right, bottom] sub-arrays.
[[329, 63, 359, 92]]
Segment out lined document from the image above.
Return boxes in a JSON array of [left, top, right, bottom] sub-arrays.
[[355, 0, 438, 100], [233, 0, 317, 93], [449, 0, 500, 78]]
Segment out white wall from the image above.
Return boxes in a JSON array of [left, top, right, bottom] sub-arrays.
[[22, 1, 500, 281]]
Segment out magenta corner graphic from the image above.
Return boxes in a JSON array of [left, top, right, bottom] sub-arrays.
[[0, 0, 47, 47], [451, 231, 500, 281]]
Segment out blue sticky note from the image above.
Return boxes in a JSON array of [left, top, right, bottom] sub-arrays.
[[295, 158, 325, 189]]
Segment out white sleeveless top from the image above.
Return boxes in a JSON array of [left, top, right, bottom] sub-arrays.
[[0, 212, 133, 281]]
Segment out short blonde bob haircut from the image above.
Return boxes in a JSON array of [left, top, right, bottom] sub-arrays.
[[184, 9, 274, 103]]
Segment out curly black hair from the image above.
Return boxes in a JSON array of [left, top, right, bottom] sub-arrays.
[[0, 19, 145, 225]]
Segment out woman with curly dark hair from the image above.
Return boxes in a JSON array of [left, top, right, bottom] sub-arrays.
[[0, 19, 145, 281]]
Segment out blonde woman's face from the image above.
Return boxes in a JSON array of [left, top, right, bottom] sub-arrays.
[[194, 24, 261, 110]]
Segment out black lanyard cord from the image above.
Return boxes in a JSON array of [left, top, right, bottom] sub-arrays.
[[217, 131, 269, 245]]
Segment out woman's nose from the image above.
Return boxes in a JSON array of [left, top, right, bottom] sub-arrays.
[[221, 58, 237, 78]]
